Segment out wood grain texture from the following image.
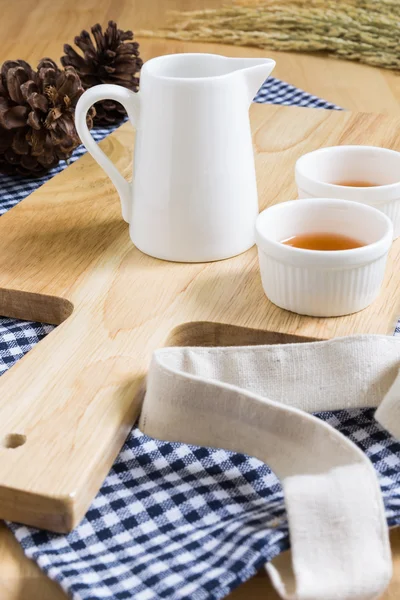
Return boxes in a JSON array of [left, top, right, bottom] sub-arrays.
[[1, 0, 400, 114], [0, 105, 399, 533], [0, 523, 66, 600], [1, 0, 400, 597]]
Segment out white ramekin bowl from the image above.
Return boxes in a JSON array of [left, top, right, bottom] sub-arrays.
[[255, 198, 393, 317], [295, 146, 400, 239]]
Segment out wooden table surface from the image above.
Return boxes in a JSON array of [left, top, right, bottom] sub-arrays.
[[1, 0, 400, 598]]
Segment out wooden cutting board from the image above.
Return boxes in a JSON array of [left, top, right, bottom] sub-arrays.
[[0, 104, 399, 533]]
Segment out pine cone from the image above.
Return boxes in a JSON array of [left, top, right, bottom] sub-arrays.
[[61, 21, 142, 125], [0, 58, 95, 177]]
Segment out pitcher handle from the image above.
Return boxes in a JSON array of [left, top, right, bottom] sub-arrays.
[[75, 85, 140, 223]]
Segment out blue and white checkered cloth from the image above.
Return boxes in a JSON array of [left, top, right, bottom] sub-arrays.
[[2, 78, 399, 600]]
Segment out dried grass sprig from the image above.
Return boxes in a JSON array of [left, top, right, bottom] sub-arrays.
[[138, 1, 400, 71]]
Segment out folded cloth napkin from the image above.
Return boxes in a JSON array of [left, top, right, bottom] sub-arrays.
[[2, 79, 400, 600]]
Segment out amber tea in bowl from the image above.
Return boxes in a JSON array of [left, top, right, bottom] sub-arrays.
[[295, 146, 400, 239], [281, 232, 365, 251], [334, 181, 378, 187]]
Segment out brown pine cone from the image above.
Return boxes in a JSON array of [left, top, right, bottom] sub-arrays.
[[61, 21, 142, 125], [0, 58, 95, 177]]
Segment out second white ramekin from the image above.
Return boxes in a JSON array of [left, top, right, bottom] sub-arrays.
[[295, 146, 400, 239], [255, 198, 393, 317]]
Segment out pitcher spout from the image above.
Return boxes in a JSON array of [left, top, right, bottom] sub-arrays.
[[228, 57, 276, 105], [143, 53, 275, 104]]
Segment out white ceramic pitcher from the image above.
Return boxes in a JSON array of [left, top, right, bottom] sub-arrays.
[[75, 53, 275, 262]]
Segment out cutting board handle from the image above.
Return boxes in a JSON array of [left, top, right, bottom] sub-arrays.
[[75, 85, 140, 223]]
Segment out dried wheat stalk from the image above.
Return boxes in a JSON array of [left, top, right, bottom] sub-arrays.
[[138, 0, 400, 70]]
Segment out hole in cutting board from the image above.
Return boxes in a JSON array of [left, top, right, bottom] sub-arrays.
[[2, 433, 26, 449]]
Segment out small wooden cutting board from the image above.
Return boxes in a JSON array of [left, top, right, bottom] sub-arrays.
[[0, 104, 399, 532]]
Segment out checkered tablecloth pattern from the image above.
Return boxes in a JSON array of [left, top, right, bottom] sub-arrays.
[[1, 78, 399, 600]]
